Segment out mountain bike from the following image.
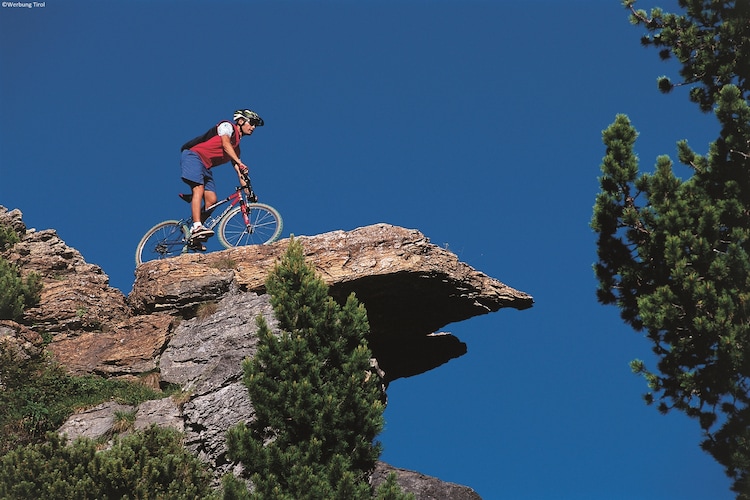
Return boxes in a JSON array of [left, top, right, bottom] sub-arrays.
[[135, 173, 282, 265]]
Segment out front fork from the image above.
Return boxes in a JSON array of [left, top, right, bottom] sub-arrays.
[[240, 200, 254, 233]]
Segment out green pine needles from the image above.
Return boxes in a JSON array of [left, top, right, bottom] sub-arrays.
[[0, 427, 216, 500], [593, 2, 750, 495], [226, 238, 410, 499]]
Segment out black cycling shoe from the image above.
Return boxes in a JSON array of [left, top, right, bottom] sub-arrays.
[[188, 239, 207, 252]]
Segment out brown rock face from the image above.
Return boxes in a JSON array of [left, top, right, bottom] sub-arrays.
[[1, 207, 158, 377], [47, 314, 174, 376], [1, 208, 130, 338]]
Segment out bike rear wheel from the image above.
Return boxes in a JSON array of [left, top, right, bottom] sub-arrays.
[[217, 203, 283, 248], [135, 220, 189, 265]]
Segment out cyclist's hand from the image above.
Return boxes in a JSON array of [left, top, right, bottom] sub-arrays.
[[240, 169, 252, 186]]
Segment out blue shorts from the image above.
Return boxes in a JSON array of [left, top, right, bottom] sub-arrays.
[[181, 150, 216, 193]]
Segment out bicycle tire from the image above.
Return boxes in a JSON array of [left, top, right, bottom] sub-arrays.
[[135, 220, 190, 265], [217, 203, 283, 248]]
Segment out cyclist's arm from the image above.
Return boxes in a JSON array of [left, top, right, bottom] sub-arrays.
[[229, 155, 252, 196], [218, 123, 250, 192], [221, 134, 245, 170]]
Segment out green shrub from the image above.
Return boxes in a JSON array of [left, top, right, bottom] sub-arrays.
[[0, 342, 168, 454], [0, 223, 41, 321], [0, 224, 19, 251], [0, 426, 217, 499], [0, 257, 41, 321]]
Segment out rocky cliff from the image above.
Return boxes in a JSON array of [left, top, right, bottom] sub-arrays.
[[0, 206, 533, 499]]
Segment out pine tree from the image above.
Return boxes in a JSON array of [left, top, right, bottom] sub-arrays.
[[226, 238, 404, 499], [592, 1, 750, 495]]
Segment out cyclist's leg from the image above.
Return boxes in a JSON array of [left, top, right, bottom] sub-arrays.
[[203, 174, 217, 214], [190, 183, 205, 224], [181, 150, 206, 225], [200, 175, 217, 237], [181, 150, 214, 237]]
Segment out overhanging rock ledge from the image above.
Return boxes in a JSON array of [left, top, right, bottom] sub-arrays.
[[130, 223, 534, 381]]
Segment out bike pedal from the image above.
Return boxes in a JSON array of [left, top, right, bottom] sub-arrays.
[[188, 240, 207, 252]]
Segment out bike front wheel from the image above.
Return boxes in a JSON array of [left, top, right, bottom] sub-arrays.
[[217, 203, 283, 248], [135, 220, 189, 265]]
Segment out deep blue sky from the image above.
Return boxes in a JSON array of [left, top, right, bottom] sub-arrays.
[[1, 1, 731, 498]]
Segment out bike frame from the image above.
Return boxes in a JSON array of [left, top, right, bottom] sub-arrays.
[[136, 173, 282, 265], [200, 188, 249, 231], [180, 174, 256, 232]]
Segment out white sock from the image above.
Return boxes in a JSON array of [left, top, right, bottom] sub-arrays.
[[192, 222, 202, 231]]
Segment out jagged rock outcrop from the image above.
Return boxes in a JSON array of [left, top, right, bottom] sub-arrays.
[[1, 206, 534, 499], [1, 209, 130, 337]]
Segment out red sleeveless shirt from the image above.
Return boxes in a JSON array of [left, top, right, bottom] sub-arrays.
[[184, 121, 241, 168]]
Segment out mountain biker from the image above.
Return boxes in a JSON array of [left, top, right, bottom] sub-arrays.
[[180, 109, 264, 241]]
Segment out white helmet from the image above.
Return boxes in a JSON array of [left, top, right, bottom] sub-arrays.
[[234, 109, 264, 126]]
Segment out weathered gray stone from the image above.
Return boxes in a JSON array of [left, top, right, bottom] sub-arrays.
[[134, 398, 184, 432], [156, 291, 274, 474], [183, 382, 254, 474], [159, 291, 275, 396], [57, 402, 134, 441], [371, 462, 483, 500]]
